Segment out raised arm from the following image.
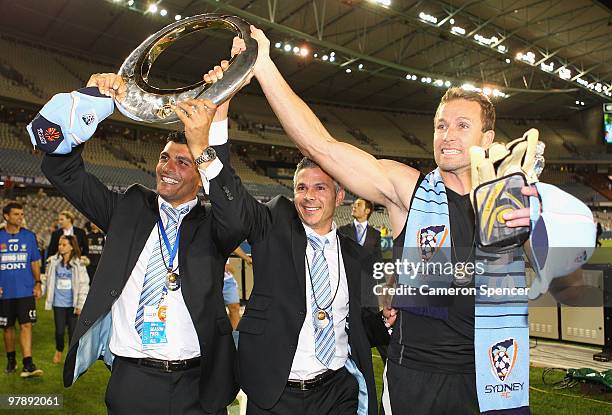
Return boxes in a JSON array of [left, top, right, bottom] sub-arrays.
[[175, 95, 273, 249], [36, 74, 125, 232], [248, 27, 420, 213], [41, 146, 119, 233]]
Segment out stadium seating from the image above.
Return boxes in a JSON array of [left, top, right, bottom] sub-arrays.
[[1, 36, 609, 245]]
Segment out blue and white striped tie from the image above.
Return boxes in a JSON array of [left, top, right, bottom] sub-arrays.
[[308, 235, 336, 367], [134, 204, 187, 336], [355, 223, 365, 246]]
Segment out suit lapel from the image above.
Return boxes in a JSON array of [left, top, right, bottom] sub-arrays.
[[179, 203, 207, 257], [349, 223, 358, 243], [291, 218, 307, 299], [338, 234, 360, 301], [179, 203, 208, 317], [124, 192, 158, 283], [364, 226, 373, 248]]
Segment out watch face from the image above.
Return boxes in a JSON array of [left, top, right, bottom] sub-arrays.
[[205, 147, 217, 160], [196, 147, 217, 165]]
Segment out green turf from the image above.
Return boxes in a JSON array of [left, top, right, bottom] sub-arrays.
[[588, 241, 612, 264], [528, 366, 611, 414], [2, 299, 610, 414], [370, 351, 611, 414], [0, 299, 108, 414]]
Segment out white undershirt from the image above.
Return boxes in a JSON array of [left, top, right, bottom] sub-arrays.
[[288, 223, 350, 380]]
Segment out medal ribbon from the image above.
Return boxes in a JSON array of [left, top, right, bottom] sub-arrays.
[[158, 217, 180, 270]]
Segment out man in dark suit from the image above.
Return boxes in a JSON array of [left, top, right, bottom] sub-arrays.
[[31, 73, 241, 415], [188, 68, 389, 414], [339, 199, 381, 258], [338, 198, 387, 362], [214, 157, 388, 415], [84, 221, 105, 284], [46, 210, 88, 259]]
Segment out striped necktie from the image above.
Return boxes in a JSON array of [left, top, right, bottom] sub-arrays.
[[307, 234, 336, 367], [355, 223, 365, 246], [134, 203, 187, 336]]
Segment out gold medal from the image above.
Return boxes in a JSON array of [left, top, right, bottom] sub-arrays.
[[314, 309, 330, 329], [166, 272, 180, 291]]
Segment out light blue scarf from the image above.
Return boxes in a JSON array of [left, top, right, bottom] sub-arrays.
[[397, 169, 529, 413]]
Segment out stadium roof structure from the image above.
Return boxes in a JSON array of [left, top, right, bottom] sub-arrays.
[[1, 0, 610, 118]]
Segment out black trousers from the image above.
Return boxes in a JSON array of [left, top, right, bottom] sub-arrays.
[[380, 359, 479, 415], [52, 306, 77, 352], [105, 356, 228, 415], [246, 367, 359, 415]]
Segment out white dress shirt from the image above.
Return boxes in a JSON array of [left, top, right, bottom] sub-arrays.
[[289, 223, 350, 380], [109, 121, 228, 360], [109, 197, 201, 360]]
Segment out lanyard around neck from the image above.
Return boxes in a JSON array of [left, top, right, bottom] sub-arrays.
[[157, 217, 181, 270]]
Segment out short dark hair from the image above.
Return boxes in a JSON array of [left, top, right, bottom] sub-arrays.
[[293, 157, 341, 193], [167, 131, 187, 144], [3, 202, 23, 217], [358, 198, 374, 219], [435, 87, 496, 132]]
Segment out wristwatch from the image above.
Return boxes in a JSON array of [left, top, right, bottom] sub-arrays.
[[194, 147, 217, 166]]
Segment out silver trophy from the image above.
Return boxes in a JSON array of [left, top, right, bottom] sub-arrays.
[[115, 14, 257, 124]]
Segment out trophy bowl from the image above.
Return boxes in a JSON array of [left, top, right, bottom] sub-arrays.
[[115, 13, 257, 124]]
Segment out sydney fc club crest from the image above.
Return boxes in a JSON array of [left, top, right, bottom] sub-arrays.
[[44, 127, 61, 142], [489, 338, 518, 382], [417, 224, 447, 261], [81, 113, 96, 126]]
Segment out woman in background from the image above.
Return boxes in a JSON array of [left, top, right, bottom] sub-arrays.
[[44, 235, 89, 364]]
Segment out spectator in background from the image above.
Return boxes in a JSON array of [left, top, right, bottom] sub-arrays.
[[44, 235, 89, 364], [223, 261, 242, 331], [223, 247, 252, 347], [380, 225, 389, 238], [46, 211, 88, 260], [339, 198, 386, 362], [2, 176, 14, 199], [84, 222, 105, 284], [596, 222, 603, 247], [0, 202, 43, 377]]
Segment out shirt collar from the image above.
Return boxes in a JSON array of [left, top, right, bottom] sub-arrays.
[[354, 219, 368, 228], [157, 196, 198, 224], [302, 222, 338, 249], [157, 196, 198, 213]]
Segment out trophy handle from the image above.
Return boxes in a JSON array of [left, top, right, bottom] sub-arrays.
[[115, 14, 257, 124]]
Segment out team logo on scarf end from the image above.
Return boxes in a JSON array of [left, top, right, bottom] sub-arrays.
[[81, 112, 96, 126], [489, 338, 518, 382], [417, 225, 447, 261]]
